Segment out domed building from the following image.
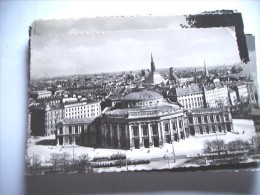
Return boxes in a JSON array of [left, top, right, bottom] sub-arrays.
[[100, 86, 188, 149]]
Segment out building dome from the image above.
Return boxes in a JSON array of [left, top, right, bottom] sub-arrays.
[[122, 89, 162, 101]]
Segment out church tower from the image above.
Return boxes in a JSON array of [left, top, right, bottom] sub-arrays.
[[194, 67, 197, 83], [143, 53, 164, 85], [204, 60, 209, 78], [151, 53, 155, 73]]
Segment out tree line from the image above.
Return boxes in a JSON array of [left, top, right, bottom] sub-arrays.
[[203, 135, 260, 154], [26, 152, 93, 175]]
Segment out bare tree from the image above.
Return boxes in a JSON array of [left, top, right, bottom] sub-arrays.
[[49, 153, 61, 173], [74, 154, 92, 173], [227, 139, 250, 151], [203, 139, 225, 153], [59, 152, 71, 172]]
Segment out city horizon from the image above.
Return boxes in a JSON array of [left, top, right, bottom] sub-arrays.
[[31, 62, 242, 81], [30, 27, 241, 79]]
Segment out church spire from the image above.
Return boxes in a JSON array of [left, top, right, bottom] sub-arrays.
[[204, 59, 209, 77], [151, 53, 155, 73], [194, 67, 197, 83]]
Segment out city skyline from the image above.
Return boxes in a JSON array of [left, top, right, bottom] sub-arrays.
[[31, 27, 241, 79]]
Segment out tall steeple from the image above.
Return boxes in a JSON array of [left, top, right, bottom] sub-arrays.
[[204, 59, 209, 78], [151, 53, 155, 73], [194, 67, 197, 83]]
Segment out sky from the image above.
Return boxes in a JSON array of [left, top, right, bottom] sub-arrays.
[[31, 25, 240, 79]]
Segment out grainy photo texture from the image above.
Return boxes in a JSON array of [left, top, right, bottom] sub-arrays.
[[27, 11, 260, 175]]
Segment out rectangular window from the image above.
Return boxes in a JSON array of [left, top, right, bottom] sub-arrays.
[[198, 117, 202, 123], [132, 126, 138, 136], [204, 116, 207, 123], [120, 125, 126, 136], [81, 125, 84, 132], [179, 120, 183, 128], [59, 127, 63, 134], [113, 128, 117, 136], [172, 122, 176, 130], [152, 125, 158, 135], [142, 125, 148, 136]]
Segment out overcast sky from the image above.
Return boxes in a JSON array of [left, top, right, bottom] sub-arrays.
[[32, 16, 187, 35], [31, 25, 240, 79]]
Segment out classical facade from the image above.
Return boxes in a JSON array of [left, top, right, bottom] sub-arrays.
[[53, 88, 235, 150], [56, 117, 96, 146], [100, 88, 188, 149], [30, 99, 101, 136], [203, 83, 229, 108], [187, 108, 233, 136], [165, 85, 204, 110], [63, 99, 101, 119]]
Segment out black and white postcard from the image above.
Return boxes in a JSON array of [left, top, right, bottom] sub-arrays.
[[27, 11, 260, 175]]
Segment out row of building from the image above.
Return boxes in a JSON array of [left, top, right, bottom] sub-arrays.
[[163, 81, 257, 110], [30, 99, 101, 136], [55, 87, 233, 150], [29, 54, 257, 150]]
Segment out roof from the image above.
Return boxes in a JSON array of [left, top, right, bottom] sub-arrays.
[[107, 94, 123, 101], [172, 85, 203, 96], [63, 99, 100, 106], [204, 83, 226, 91], [188, 108, 229, 115], [58, 117, 96, 125], [122, 89, 162, 101], [30, 90, 52, 95], [104, 102, 182, 118], [30, 103, 63, 111]]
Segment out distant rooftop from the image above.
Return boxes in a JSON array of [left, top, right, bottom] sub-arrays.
[[63, 99, 99, 106], [58, 117, 96, 125], [122, 89, 162, 101], [169, 85, 203, 96], [189, 108, 229, 114], [104, 101, 182, 118]]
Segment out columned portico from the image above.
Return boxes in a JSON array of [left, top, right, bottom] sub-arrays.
[[176, 118, 181, 141], [148, 123, 153, 147], [169, 119, 174, 143], [129, 124, 133, 149], [110, 124, 113, 147], [157, 122, 163, 147], [138, 123, 143, 149], [100, 87, 186, 150], [161, 121, 166, 144], [117, 124, 121, 148]]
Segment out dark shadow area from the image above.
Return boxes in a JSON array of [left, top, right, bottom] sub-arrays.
[[26, 169, 257, 195], [36, 139, 56, 146]]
